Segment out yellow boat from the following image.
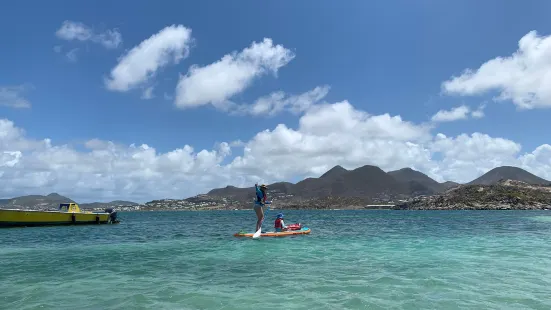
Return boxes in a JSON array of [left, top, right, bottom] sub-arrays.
[[0, 203, 119, 228]]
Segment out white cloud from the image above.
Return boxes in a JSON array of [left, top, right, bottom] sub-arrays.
[[243, 85, 330, 116], [429, 132, 523, 181], [66, 48, 79, 63], [471, 110, 484, 118], [442, 30, 551, 109], [519, 144, 551, 180], [228, 102, 549, 185], [228, 101, 434, 181], [471, 104, 486, 118], [430, 104, 486, 122], [1, 151, 21, 168], [174, 38, 295, 109], [224, 86, 330, 116], [141, 87, 155, 100], [229, 140, 245, 147], [0, 118, 232, 201], [431, 105, 470, 122], [0, 85, 32, 109], [1, 98, 550, 202], [105, 25, 193, 92], [55, 20, 122, 49]]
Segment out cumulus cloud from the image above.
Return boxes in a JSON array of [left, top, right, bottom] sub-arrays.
[[471, 104, 486, 118], [105, 25, 193, 92], [442, 30, 551, 109], [430, 132, 523, 181], [228, 85, 330, 116], [247, 85, 330, 116], [0, 85, 32, 109], [55, 20, 122, 49], [228, 103, 433, 181], [174, 38, 295, 109], [519, 144, 551, 179], [228, 102, 550, 185], [3, 97, 549, 202], [431, 104, 486, 122], [0, 118, 233, 202], [431, 105, 470, 122]]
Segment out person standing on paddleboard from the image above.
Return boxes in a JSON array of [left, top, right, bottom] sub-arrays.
[[254, 183, 268, 232]]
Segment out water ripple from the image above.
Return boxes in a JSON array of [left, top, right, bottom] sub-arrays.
[[1, 210, 551, 309]]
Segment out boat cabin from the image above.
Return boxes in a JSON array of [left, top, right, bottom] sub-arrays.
[[59, 203, 82, 213]]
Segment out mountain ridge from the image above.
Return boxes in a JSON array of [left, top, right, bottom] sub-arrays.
[[199, 165, 550, 206], [468, 166, 549, 186], [1, 165, 548, 210]]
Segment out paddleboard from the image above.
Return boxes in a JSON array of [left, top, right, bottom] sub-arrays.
[[234, 226, 311, 238]]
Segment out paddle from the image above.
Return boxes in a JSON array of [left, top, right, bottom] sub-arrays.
[[252, 201, 271, 239]]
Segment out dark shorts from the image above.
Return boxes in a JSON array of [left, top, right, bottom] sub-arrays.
[[254, 201, 264, 209]]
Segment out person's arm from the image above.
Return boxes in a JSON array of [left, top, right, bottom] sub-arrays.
[[281, 219, 287, 228], [254, 184, 263, 204]]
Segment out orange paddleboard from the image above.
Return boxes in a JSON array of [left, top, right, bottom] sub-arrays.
[[234, 227, 311, 238]]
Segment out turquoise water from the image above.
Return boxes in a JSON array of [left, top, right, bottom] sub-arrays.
[[2, 210, 551, 310]]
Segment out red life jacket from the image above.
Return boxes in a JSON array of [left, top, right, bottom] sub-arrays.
[[274, 218, 283, 228]]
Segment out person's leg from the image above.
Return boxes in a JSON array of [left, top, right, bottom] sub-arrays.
[[254, 206, 264, 231]]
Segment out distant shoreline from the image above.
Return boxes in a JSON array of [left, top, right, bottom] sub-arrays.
[[119, 207, 551, 212]]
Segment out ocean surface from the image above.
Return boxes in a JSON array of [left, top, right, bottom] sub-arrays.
[[2, 210, 551, 310]]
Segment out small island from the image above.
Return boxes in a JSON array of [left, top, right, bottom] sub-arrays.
[[396, 179, 551, 210]]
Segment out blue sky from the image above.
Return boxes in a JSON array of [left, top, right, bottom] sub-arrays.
[[1, 0, 551, 202]]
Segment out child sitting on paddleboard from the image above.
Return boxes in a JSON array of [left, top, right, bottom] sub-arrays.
[[274, 213, 288, 232]]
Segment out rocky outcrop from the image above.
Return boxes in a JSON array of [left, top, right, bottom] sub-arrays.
[[396, 179, 551, 210]]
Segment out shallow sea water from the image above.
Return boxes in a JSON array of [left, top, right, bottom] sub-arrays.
[[1, 210, 551, 309]]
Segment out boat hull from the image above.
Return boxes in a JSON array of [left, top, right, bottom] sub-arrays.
[[0, 209, 113, 228]]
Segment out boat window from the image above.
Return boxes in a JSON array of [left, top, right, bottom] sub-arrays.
[[59, 204, 70, 212]]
